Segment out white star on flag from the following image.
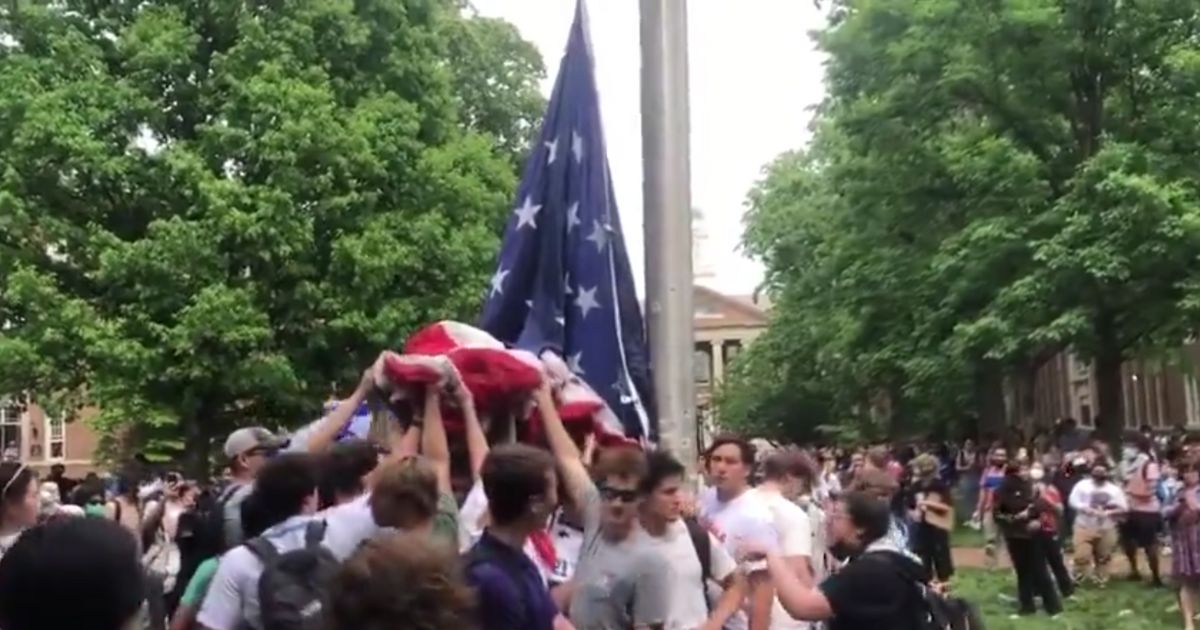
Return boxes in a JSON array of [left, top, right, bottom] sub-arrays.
[[513, 196, 542, 230], [585, 220, 608, 252], [572, 130, 584, 163], [574, 286, 600, 319], [567, 352, 585, 374], [490, 268, 510, 297], [545, 137, 559, 165], [567, 201, 581, 231]]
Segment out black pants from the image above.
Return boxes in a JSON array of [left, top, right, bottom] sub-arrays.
[[1006, 535, 1062, 615], [1034, 530, 1074, 597], [912, 524, 954, 581]]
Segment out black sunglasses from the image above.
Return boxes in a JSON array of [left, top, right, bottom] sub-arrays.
[[598, 486, 640, 504]]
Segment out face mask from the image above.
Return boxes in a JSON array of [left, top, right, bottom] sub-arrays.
[[1122, 447, 1137, 461], [1030, 468, 1045, 481]]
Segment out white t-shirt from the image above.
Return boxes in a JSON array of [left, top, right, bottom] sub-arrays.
[[549, 510, 585, 585], [197, 496, 378, 630], [457, 480, 555, 586], [1068, 478, 1129, 531], [753, 488, 813, 630], [638, 519, 737, 630], [698, 487, 778, 630]]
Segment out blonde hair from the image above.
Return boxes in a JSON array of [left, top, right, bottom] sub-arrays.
[[370, 457, 439, 530]]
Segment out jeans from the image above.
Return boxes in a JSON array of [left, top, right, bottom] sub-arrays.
[[1006, 535, 1063, 615], [912, 524, 954, 581], [1034, 530, 1074, 597]]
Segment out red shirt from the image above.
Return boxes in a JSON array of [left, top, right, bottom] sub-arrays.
[[1036, 485, 1062, 532]]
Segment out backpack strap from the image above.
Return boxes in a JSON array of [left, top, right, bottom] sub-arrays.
[[304, 520, 327, 548], [683, 517, 713, 613], [245, 536, 280, 565]]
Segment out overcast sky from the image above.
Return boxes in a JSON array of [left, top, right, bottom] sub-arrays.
[[470, 0, 828, 296]]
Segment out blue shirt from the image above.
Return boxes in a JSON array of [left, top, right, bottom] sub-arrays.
[[465, 531, 557, 630]]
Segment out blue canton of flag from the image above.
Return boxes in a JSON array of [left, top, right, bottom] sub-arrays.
[[479, 0, 656, 441]]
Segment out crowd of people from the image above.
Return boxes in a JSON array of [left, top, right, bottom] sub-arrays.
[[5, 367, 1200, 630]]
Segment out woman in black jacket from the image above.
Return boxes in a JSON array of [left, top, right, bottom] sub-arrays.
[[994, 463, 1063, 617]]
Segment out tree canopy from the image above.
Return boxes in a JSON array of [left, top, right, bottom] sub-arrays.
[[722, 0, 1200, 443], [0, 0, 544, 466]]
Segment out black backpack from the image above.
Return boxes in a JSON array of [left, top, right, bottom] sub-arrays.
[[865, 551, 985, 630], [683, 517, 714, 611], [244, 520, 340, 630]]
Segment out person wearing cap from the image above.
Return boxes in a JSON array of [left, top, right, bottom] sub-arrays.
[[219, 370, 376, 548]]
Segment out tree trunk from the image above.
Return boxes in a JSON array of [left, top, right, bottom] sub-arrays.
[[181, 410, 213, 479], [1094, 315, 1125, 445], [974, 361, 1006, 439]]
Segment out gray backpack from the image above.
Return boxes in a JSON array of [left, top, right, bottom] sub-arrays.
[[244, 521, 339, 630]]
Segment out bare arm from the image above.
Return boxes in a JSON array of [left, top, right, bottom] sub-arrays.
[[536, 383, 591, 508], [764, 552, 833, 621], [747, 570, 774, 630], [303, 370, 374, 454], [420, 386, 452, 495], [395, 424, 421, 458], [705, 570, 747, 629], [461, 388, 488, 480]]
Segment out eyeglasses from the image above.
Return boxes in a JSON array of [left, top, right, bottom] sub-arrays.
[[598, 485, 640, 504], [2, 464, 27, 497]]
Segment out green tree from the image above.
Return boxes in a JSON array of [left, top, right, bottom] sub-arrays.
[[0, 0, 540, 469], [724, 0, 1200, 442]]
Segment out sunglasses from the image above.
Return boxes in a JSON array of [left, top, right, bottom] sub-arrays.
[[598, 485, 640, 504]]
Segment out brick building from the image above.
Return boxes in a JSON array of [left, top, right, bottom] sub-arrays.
[[0, 397, 102, 475]]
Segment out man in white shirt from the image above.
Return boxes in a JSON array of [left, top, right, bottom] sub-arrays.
[[753, 452, 815, 630], [700, 436, 778, 630], [638, 450, 745, 630], [1068, 462, 1128, 585]]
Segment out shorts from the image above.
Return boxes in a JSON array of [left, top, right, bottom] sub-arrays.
[[1121, 512, 1163, 548]]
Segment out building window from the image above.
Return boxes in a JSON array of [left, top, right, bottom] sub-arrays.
[[694, 344, 713, 385], [723, 340, 743, 371], [47, 413, 66, 460], [0, 399, 25, 462]]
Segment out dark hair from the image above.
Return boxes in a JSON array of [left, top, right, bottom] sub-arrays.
[[640, 450, 686, 494], [840, 491, 891, 545], [705, 434, 755, 466], [0, 462, 35, 523], [592, 447, 648, 485], [0, 518, 145, 630], [250, 453, 318, 529], [762, 450, 816, 482], [481, 443, 556, 526], [326, 532, 473, 630], [239, 491, 272, 540], [318, 440, 380, 509]]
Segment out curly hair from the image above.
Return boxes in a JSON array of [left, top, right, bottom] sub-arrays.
[[325, 532, 474, 630]]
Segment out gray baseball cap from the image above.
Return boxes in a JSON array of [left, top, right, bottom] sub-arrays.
[[223, 427, 288, 459]]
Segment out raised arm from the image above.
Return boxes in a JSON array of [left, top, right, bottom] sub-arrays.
[[535, 382, 591, 508], [300, 370, 375, 454], [420, 386, 452, 495], [459, 387, 489, 480]]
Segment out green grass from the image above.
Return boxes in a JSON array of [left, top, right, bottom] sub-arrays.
[[954, 569, 1181, 630], [951, 525, 984, 549]]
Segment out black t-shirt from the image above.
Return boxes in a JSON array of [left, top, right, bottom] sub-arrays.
[[907, 478, 951, 518], [820, 553, 924, 630]]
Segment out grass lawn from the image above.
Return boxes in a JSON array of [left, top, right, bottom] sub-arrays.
[[954, 569, 1182, 630]]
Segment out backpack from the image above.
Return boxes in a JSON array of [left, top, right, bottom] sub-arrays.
[[866, 551, 986, 630], [244, 520, 340, 630], [206, 484, 243, 550], [683, 517, 713, 612]]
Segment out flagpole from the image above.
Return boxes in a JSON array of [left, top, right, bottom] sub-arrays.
[[639, 0, 696, 470]]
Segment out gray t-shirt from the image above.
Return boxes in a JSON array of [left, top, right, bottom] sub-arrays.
[[222, 483, 254, 548], [569, 483, 670, 630]]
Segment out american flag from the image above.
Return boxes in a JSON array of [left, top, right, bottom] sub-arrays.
[[479, 0, 656, 441]]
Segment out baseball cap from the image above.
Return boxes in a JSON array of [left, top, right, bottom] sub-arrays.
[[223, 427, 288, 459]]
